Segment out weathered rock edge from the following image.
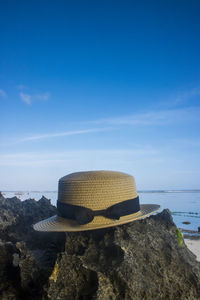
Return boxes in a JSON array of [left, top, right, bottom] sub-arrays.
[[0, 192, 200, 300], [0, 193, 65, 300]]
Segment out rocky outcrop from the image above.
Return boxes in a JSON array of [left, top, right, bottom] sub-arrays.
[[0, 192, 200, 300], [0, 193, 65, 300]]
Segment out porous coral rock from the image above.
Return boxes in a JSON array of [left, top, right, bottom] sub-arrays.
[[45, 209, 200, 300], [0, 192, 200, 300], [0, 193, 65, 300]]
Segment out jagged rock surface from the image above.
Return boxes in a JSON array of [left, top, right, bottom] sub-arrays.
[[46, 210, 200, 300], [0, 192, 200, 300], [0, 193, 65, 300]]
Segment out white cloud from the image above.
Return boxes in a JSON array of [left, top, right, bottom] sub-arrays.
[[0, 147, 198, 190], [0, 89, 7, 98], [19, 91, 50, 104], [175, 87, 200, 104], [0, 147, 160, 167], [16, 84, 27, 90], [170, 138, 200, 148], [0, 127, 115, 146], [85, 107, 200, 126], [160, 86, 200, 108], [19, 127, 114, 142], [35, 92, 50, 101], [20, 92, 31, 105]]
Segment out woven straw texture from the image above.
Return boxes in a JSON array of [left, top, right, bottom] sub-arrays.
[[58, 170, 137, 209], [33, 170, 160, 232]]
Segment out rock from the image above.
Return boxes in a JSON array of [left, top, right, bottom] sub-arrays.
[[0, 240, 20, 299], [46, 209, 200, 300], [0, 196, 200, 300], [198, 226, 200, 232], [0, 191, 4, 198], [0, 196, 65, 300]]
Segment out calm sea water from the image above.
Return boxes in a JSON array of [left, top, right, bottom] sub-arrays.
[[3, 190, 200, 232]]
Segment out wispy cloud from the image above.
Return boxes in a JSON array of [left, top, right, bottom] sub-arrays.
[[19, 91, 50, 104], [170, 138, 200, 148], [160, 86, 200, 108], [20, 92, 31, 105], [16, 84, 27, 90], [85, 107, 200, 126], [0, 89, 7, 98], [19, 127, 113, 142], [174, 87, 200, 104], [0, 147, 160, 166], [35, 92, 50, 101]]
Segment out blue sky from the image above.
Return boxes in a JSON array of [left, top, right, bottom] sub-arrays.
[[1, 1, 200, 190]]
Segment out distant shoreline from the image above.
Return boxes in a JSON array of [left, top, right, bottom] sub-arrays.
[[139, 190, 200, 193], [2, 189, 200, 193]]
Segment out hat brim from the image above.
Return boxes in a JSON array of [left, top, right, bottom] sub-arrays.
[[33, 204, 160, 232]]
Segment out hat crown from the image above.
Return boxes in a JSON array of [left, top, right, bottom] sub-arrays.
[[33, 170, 160, 232], [58, 170, 138, 210], [60, 170, 132, 181]]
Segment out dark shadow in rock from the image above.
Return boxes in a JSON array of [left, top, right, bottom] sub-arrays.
[[103, 244, 124, 268], [79, 270, 98, 299]]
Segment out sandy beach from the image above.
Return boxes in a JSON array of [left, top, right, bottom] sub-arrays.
[[184, 239, 200, 262]]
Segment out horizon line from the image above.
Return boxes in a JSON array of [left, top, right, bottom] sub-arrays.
[[1, 189, 200, 193]]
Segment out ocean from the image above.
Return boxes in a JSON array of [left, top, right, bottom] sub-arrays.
[[2, 190, 200, 233]]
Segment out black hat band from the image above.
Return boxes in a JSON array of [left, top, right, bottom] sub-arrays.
[[57, 196, 140, 225]]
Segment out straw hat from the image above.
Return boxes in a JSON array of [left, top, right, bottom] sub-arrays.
[[33, 171, 160, 232]]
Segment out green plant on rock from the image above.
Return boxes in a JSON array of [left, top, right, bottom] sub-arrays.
[[176, 228, 183, 247]]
